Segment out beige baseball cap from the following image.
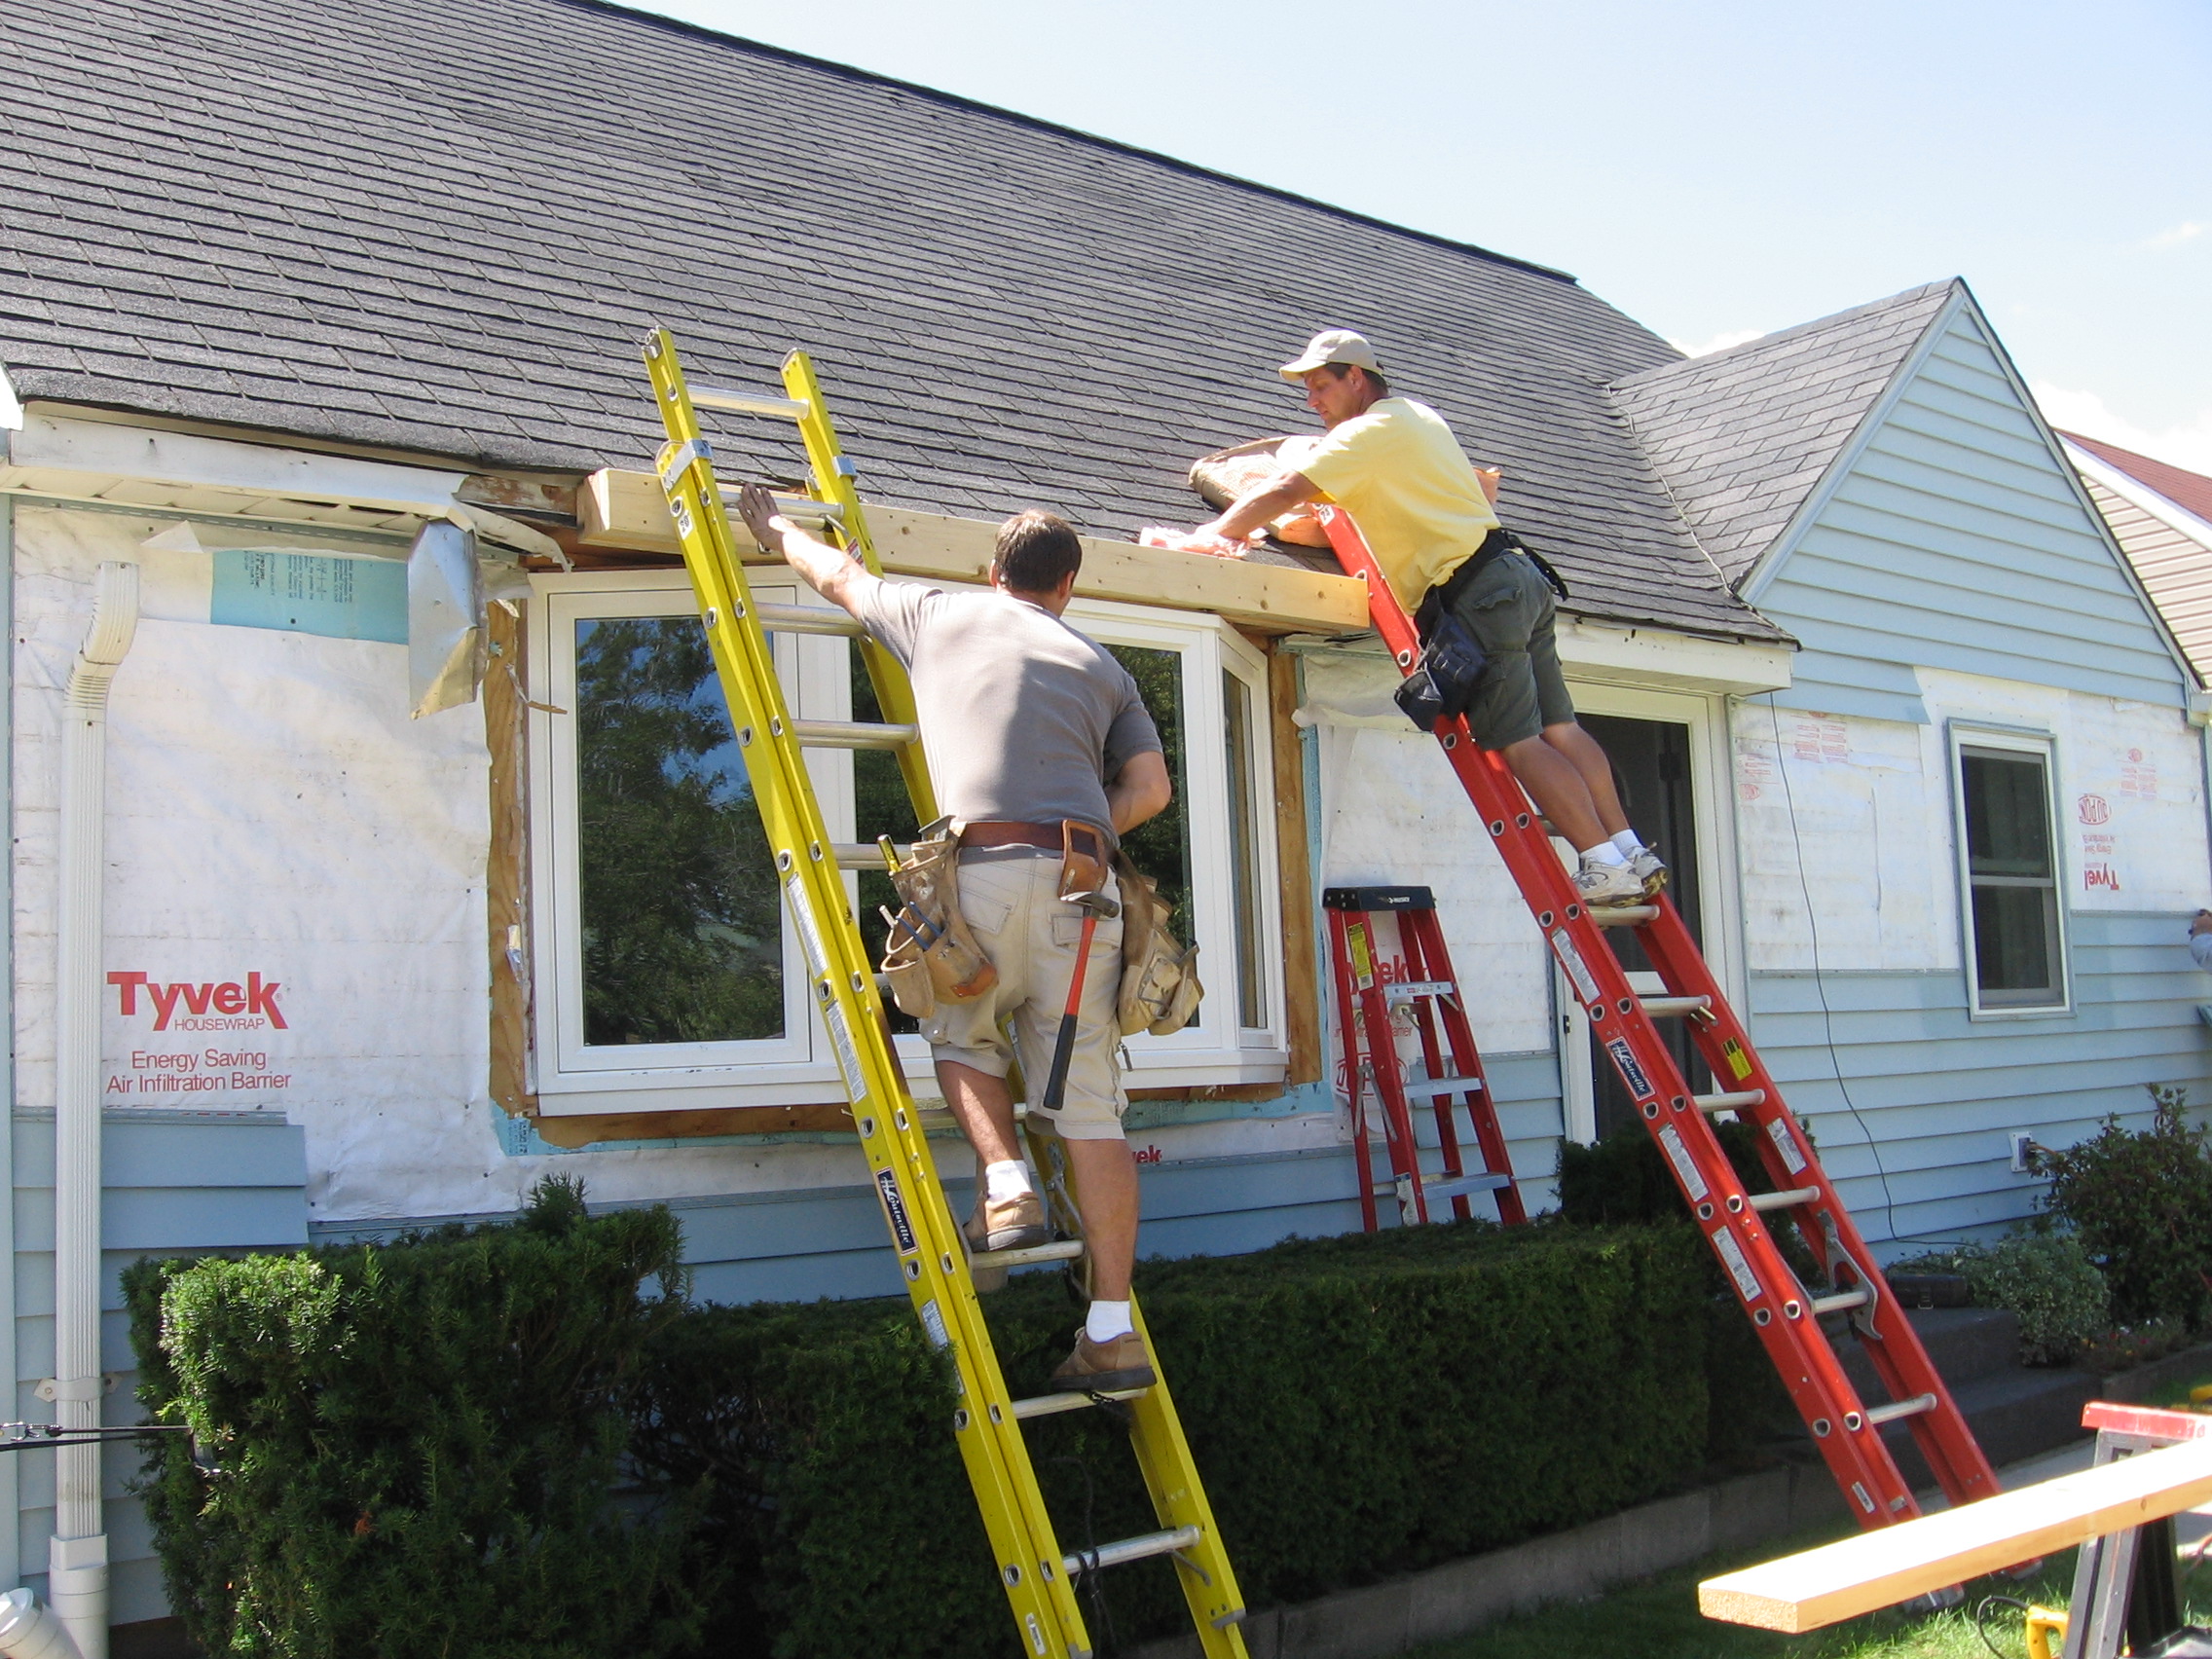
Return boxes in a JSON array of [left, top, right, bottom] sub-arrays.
[[1278, 329, 1382, 382]]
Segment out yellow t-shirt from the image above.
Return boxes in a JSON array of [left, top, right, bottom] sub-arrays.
[[1296, 398, 1501, 610]]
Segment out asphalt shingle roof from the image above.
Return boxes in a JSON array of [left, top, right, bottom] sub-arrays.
[[2065, 431, 2212, 529], [1610, 281, 1958, 586], [0, 0, 1784, 642]]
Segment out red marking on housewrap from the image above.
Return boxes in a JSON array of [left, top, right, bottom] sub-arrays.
[[106, 971, 286, 1031]]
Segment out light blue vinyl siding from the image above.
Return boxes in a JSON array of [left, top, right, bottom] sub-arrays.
[[1745, 911, 2212, 1247], [11, 1112, 308, 1627], [317, 1054, 1566, 1307], [1758, 310, 2187, 719]]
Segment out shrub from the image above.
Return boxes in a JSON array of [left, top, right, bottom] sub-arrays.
[[1891, 1233, 2110, 1365], [630, 1218, 1751, 1659], [131, 1195, 1788, 1659], [126, 1178, 718, 1659], [2039, 1085, 2212, 1328]]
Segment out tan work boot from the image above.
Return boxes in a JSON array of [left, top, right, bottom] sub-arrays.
[[1049, 1328, 1157, 1394], [964, 1191, 1049, 1255]]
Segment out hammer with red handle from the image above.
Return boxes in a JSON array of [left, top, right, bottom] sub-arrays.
[[1040, 823, 1120, 1117]]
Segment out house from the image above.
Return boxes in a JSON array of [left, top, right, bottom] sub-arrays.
[[0, 0, 2205, 1639], [2063, 431, 2212, 691]]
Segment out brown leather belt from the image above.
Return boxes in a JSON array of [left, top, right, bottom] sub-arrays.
[[959, 820, 1068, 851]]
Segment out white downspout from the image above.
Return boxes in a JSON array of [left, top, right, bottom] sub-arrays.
[[40, 562, 138, 1659]]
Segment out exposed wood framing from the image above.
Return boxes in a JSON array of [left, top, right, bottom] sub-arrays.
[[533, 1103, 855, 1148], [1699, 1437, 2212, 1633], [485, 599, 535, 1116], [578, 467, 1369, 637], [1270, 641, 1322, 1086]]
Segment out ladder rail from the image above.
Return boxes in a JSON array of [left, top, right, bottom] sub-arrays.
[[778, 351, 940, 824], [1326, 909, 1383, 1234], [1314, 505, 1999, 1526]]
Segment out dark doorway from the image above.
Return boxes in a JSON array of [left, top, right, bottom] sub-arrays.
[[1578, 714, 1708, 1141]]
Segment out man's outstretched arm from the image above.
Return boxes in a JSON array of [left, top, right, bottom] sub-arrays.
[[1108, 750, 1172, 835], [735, 482, 878, 615], [1191, 468, 1322, 551]]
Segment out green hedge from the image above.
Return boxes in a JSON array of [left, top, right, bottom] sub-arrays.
[[125, 1179, 717, 1659], [130, 1198, 1784, 1659], [630, 1218, 1761, 1658]]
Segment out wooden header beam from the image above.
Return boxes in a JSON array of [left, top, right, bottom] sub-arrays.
[[578, 467, 1370, 637], [1700, 1437, 2212, 1634]]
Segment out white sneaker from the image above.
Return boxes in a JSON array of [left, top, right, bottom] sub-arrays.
[[1630, 847, 1669, 897], [1575, 861, 1646, 908]]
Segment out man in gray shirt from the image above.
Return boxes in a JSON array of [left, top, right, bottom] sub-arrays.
[[738, 485, 1172, 1393]]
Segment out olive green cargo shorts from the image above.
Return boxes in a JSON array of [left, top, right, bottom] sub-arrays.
[[1445, 551, 1576, 750]]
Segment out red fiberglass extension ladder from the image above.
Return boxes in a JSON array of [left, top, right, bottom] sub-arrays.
[[1316, 506, 2000, 1529]]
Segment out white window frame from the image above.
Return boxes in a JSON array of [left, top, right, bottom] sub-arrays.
[[525, 571, 1287, 1115], [1947, 720, 2073, 1020]]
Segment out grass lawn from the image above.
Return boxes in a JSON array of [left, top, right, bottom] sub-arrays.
[[1404, 1523, 2212, 1659]]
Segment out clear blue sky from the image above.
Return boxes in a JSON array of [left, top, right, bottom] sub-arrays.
[[639, 0, 2211, 472]]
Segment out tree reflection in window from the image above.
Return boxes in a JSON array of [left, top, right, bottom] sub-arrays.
[[1107, 644, 1193, 943], [574, 616, 784, 1045]]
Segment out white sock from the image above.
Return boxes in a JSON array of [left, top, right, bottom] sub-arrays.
[[983, 1160, 1032, 1202], [1086, 1299, 1134, 1344], [1610, 830, 1645, 858], [1582, 842, 1629, 868]]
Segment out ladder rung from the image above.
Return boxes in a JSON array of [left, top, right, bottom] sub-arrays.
[[1812, 1288, 1870, 1315], [1010, 1385, 1150, 1421], [830, 841, 915, 866], [1420, 1171, 1513, 1200], [1399, 1075, 1482, 1099], [1748, 1185, 1822, 1212], [1382, 979, 1456, 1005], [752, 602, 865, 637], [690, 385, 812, 421], [1864, 1392, 1939, 1427], [969, 1238, 1085, 1272], [1694, 1088, 1767, 1113], [1591, 904, 1658, 928], [1639, 995, 1711, 1017], [1065, 1525, 1202, 1578], [791, 719, 920, 750], [746, 490, 845, 526]]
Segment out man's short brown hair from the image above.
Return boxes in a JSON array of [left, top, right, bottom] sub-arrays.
[[1321, 362, 1391, 398], [994, 510, 1084, 593]]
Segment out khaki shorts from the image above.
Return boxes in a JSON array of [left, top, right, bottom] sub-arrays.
[[924, 849, 1128, 1141], [1448, 551, 1576, 750]]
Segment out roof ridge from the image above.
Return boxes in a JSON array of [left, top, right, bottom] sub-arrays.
[[1611, 277, 1959, 391], [566, 0, 1582, 284]]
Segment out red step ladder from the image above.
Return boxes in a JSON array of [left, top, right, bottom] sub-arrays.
[[1317, 506, 2000, 1528], [1324, 885, 1528, 1231]]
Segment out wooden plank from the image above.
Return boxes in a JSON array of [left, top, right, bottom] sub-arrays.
[[577, 467, 1369, 636], [1700, 1438, 2212, 1633], [529, 1102, 855, 1148], [485, 598, 535, 1116], [1269, 642, 1322, 1085]]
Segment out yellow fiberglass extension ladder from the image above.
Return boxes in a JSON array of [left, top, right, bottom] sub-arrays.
[[641, 328, 1249, 1659]]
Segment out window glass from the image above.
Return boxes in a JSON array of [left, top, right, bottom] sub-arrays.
[[1959, 745, 2062, 1007], [1222, 667, 1267, 1028], [573, 615, 784, 1044], [1108, 644, 1193, 943]]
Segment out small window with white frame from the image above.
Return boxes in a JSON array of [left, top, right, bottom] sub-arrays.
[[525, 571, 1287, 1115], [1948, 723, 2070, 1016]]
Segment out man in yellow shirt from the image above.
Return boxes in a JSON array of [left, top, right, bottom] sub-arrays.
[[1189, 330, 1660, 906]]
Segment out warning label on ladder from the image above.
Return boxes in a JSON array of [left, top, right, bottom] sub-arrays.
[[1767, 1118, 1809, 1175], [1657, 1124, 1709, 1200], [1711, 1226, 1764, 1304], [786, 874, 830, 979], [1549, 930, 1599, 1004]]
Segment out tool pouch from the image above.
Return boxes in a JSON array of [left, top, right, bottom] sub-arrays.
[[880, 816, 999, 1018], [1057, 820, 1111, 905], [1114, 851, 1203, 1037]]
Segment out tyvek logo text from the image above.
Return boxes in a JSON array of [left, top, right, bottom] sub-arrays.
[[107, 972, 287, 1031]]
